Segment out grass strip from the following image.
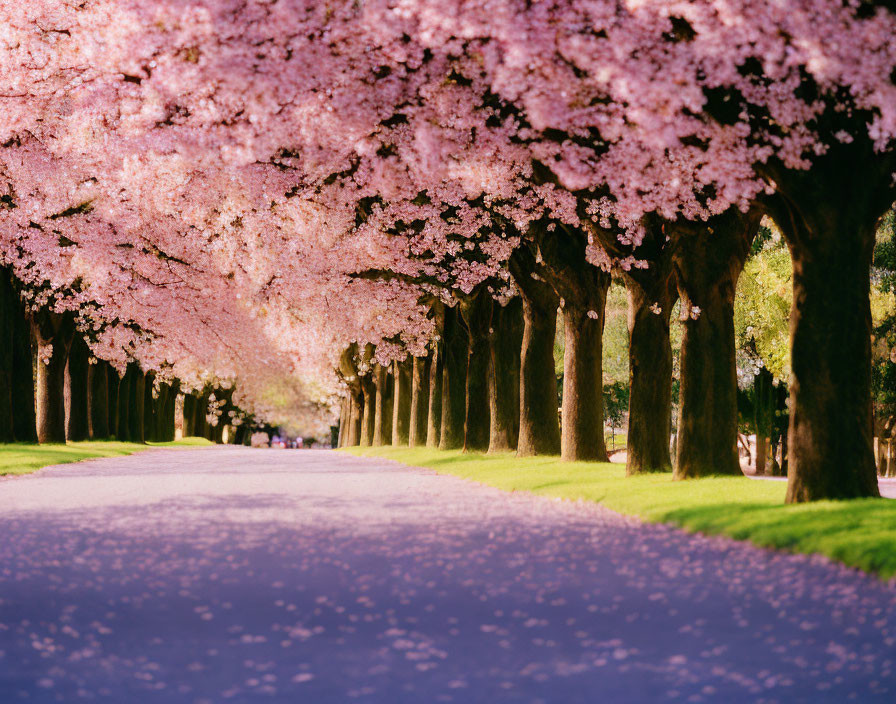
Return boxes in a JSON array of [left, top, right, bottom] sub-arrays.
[[0, 437, 213, 477]]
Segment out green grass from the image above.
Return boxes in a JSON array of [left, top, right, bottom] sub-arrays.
[[343, 446, 896, 579], [0, 437, 213, 477]]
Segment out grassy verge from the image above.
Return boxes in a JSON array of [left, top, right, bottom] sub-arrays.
[[344, 446, 896, 579], [0, 438, 213, 477]]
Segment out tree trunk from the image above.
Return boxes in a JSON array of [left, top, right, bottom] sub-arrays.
[[152, 382, 169, 442], [143, 372, 156, 443], [509, 247, 560, 456], [31, 310, 75, 444], [537, 226, 612, 461], [439, 305, 468, 450], [409, 355, 430, 447], [427, 344, 443, 448], [192, 392, 209, 440], [488, 298, 523, 453], [458, 291, 492, 452], [671, 210, 759, 479], [337, 395, 350, 447], [182, 392, 196, 438], [626, 275, 677, 474], [117, 368, 132, 441], [360, 375, 376, 447], [162, 381, 179, 441], [373, 364, 391, 447], [391, 359, 412, 446], [11, 291, 37, 443], [347, 389, 363, 446], [65, 335, 90, 442], [128, 366, 145, 444], [763, 147, 891, 501], [783, 214, 878, 497], [560, 303, 609, 461], [107, 370, 120, 439], [87, 360, 110, 439], [0, 271, 16, 442]]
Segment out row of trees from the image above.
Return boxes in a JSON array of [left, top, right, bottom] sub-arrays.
[[337, 199, 896, 501], [0, 269, 250, 446], [3, 1, 896, 502]]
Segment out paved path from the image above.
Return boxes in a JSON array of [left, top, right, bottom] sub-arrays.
[[0, 448, 894, 703]]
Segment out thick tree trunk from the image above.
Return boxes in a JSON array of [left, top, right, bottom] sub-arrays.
[[143, 373, 156, 443], [162, 381, 179, 441], [128, 367, 146, 444], [117, 369, 132, 441], [672, 210, 759, 479], [561, 304, 609, 461], [65, 335, 90, 442], [152, 382, 169, 442], [31, 311, 75, 444], [182, 392, 196, 438], [409, 355, 430, 447], [538, 226, 612, 461], [347, 389, 363, 446], [107, 371, 120, 439], [509, 247, 560, 456], [87, 360, 110, 439], [373, 364, 391, 447], [487, 298, 522, 453], [458, 292, 492, 452], [11, 291, 37, 443], [784, 236, 878, 498], [360, 375, 376, 446], [763, 147, 892, 501], [337, 395, 350, 447], [0, 271, 16, 442], [181, 393, 196, 438], [391, 359, 412, 446], [626, 275, 677, 474], [439, 305, 468, 450], [0, 279, 18, 442], [427, 344, 443, 448]]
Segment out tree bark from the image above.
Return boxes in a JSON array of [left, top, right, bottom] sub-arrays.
[[427, 310, 444, 449], [337, 395, 350, 447], [409, 354, 430, 447], [347, 388, 363, 446], [161, 380, 179, 441], [391, 358, 412, 446], [128, 366, 146, 444], [762, 154, 892, 500], [509, 247, 560, 456], [458, 291, 492, 452], [625, 270, 677, 474], [439, 305, 468, 450], [0, 271, 17, 442], [65, 335, 90, 442], [117, 368, 132, 441], [671, 209, 759, 479], [11, 289, 37, 443], [487, 298, 522, 453], [373, 364, 391, 447], [536, 226, 611, 462], [87, 360, 110, 439], [107, 370, 120, 439], [182, 392, 196, 438], [31, 310, 75, 444], [360, 374, 376, 447], [143, 372, 157, 443]]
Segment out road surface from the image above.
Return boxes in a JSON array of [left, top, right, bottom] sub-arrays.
[[0, 447, 893, 703]]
